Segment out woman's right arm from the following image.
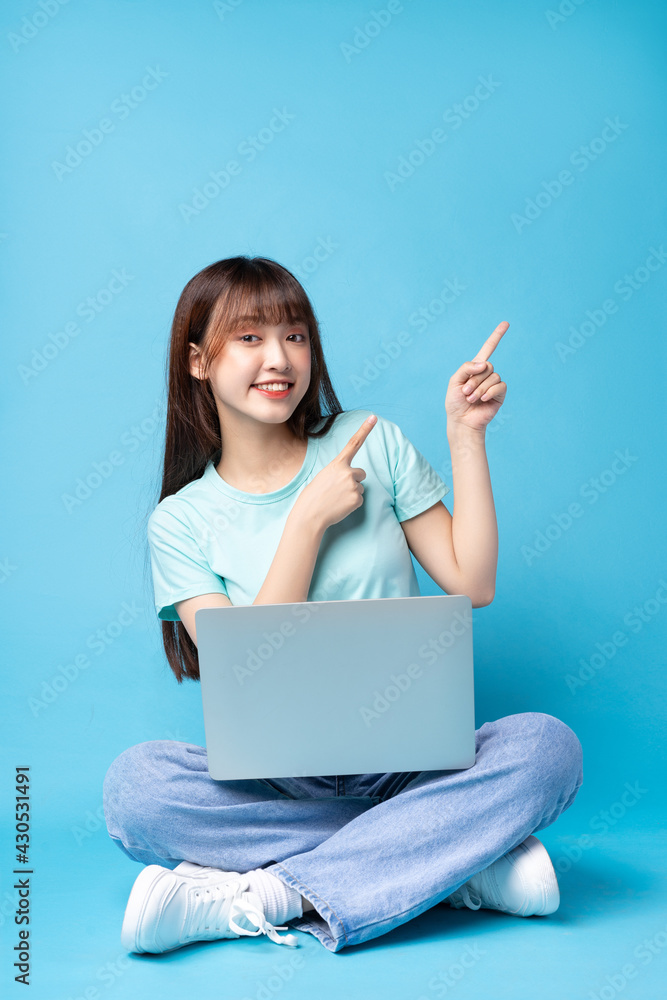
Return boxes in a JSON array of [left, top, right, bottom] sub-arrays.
[[255, 415, 377, 605], [175, 415, 377, 643], [253, 504, 326, 606], [175, 507, 326, 645], [174, 505, 324, 646]]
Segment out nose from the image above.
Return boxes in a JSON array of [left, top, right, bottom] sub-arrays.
[[263, 340, 292, 371]]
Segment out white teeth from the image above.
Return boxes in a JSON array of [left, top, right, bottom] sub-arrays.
[[253, 383, 291, 391]]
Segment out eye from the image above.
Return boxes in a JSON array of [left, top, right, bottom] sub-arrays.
[[238, 331, 308, 343]]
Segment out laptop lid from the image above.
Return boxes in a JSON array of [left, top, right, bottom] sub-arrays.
[[195, 594, 476, 781]]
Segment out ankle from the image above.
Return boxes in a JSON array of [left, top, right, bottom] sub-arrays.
[[245, 869, 304, 924]]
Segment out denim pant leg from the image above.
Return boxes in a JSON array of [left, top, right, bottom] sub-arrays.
[[102, 740, 379, 871], [267, 712, 583, 953]]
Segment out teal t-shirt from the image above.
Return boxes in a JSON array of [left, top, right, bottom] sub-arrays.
[[147, 409, 450, 622]]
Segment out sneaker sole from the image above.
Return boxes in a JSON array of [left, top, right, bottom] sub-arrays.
[[512, 835, 560, 916], [121, 864, 175, 953]]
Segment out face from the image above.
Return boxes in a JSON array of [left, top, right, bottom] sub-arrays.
[[190, 321, 312, 426]]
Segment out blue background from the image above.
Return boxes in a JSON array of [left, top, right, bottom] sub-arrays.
[[2, 0, 666, 997]]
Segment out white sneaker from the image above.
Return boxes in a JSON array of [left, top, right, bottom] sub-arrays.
[[443, 835, 560, 917], [120, 861, 300, 953]]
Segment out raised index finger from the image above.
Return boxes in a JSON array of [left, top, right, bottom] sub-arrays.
[[473, 321, 509, 363], [337, 415, 377, 465]]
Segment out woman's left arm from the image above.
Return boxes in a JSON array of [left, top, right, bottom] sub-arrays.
[[400, 322, 509, 607]]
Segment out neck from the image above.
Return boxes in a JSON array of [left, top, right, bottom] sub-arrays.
[[215, 408, 306, 493]]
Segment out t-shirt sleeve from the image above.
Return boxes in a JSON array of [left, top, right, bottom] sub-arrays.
[[147, 506, 229, 622], [379, 416, 450, 522]]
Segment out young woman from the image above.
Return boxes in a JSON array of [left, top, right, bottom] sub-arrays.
[[102, 255, 583, 955]]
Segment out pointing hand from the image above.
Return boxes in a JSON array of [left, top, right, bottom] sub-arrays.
[[445, 322, 509, 431]]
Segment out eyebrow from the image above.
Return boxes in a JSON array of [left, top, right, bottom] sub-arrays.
[[235, 320, 307, 331]]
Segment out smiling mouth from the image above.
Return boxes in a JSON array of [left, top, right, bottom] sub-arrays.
[[251, 382, 294, 387], [250, 383, 294, 394]]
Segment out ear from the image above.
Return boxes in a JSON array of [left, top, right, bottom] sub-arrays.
[[188, 342, 203, 380]]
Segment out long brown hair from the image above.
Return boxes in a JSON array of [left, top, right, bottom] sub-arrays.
[[151, 255, 345, 683]]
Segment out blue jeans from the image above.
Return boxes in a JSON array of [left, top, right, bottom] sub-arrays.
[[102, 711, 583, 953]]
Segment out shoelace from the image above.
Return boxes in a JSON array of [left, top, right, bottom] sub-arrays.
[[446, 882, 482, 910], [192, 879, 299, 947], [229, 892, 299, 947]]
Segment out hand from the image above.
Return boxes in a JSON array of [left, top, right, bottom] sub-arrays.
[[445, 321, 509, 431], [294, 415, 377, 531]]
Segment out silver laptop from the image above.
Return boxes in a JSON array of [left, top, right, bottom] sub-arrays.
[[195, 595, 476, 781]]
